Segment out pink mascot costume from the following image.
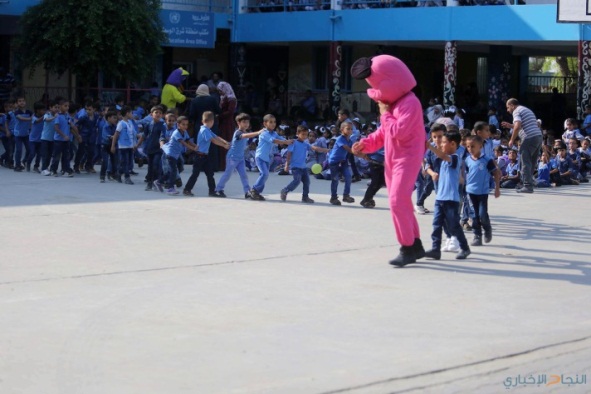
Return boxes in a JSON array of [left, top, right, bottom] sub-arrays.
[[351, 55, 426, 267]]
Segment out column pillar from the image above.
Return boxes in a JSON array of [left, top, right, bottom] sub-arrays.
[[577, 40, 591, 119], [487, 45, 512, 112], [329, 41, 342, 120], [443, 41, 457, 108]]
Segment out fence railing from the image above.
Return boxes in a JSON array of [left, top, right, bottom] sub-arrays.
[[20, 87, 156, 106], [527, 76, 577, 94]]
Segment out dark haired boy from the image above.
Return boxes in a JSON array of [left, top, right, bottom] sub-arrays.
[[50, 100, 80, 177], [422, 131, 471, 261], [13, 96, 32, 171], [26, 101, 45, 172], [100, 111, 120, 183]]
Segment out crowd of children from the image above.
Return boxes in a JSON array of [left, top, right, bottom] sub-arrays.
[[1, 94, 589, 262]]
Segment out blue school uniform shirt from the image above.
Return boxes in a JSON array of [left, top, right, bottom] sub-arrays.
[[0, 114, 7, 136], [567, 150, 580, 171], [143, 120, 166, 154], [53, 113, 72, 141], [311, 138, 328, 164], [41, 113, 56, 141], [116, 120, 137, 149], [7, 111, 16, 133], [328, 135, 352, 164], [197, 125, 217, 154], [101, 123, 117, 145], [161, 127, 175, 143], [557, 156, 574, 174], [29, 115, 43, 142], [14, 109, 33, 137], [256, 129, 284, 163], [465, 154, 496, 195], [537, 162, 550, 183], [436, 154, 461, 202], [227, 129, 248, 160], [287, 139, 312, 169], [482, 138, 494, 159], [506, 161, 520, 177], [77, 114, 99, 142], [161, 129, 190, 160]]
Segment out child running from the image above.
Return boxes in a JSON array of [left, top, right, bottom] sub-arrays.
[[183, 111, 230, 197], [249, 114, 293, 201], [157, 116, 198, 195], [328, 122, 356, 205], [214, 113, 262, 198], [280, 125, 329, 203]]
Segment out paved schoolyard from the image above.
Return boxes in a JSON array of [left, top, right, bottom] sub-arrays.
[[1, 166, 590, 393]]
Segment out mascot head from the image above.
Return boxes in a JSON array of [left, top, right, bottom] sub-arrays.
[[166, 67, 190, 86], [350, 55, 416, 104]]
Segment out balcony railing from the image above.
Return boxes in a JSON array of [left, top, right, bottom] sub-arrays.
[[243, 0, 533, 13]]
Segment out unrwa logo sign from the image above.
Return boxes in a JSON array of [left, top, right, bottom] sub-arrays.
[[169, 12, 181, 24]]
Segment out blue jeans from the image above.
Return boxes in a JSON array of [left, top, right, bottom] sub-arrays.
[[460, 185, 474, 223], [431, 200, 469, 251], [253, 157, 270, 193], [100, 145, 118, 178], [283, 167, 310, 197], [14, 136, 30, 167], [468, 193, 491, 238], [216, 156, 250, 193], [162, 153, 179, 189], [118, 148, 133, 179], [50, 140, 72, 173], [329, 161, 351, 198], [27, 140, 42, 168]]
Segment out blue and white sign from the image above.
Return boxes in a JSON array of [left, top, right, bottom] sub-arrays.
[[160, 10, 214, 48]]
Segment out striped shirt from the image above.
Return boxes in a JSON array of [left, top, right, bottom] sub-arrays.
[[512, 106, 541, 141]]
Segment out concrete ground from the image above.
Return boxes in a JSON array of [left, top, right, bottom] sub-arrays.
[[1, 164, 590, 394]]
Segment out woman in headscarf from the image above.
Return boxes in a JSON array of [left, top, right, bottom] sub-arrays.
[[189, 84, 220, 136], [217, 81, 237, 169], [161, 67, 189, 109]]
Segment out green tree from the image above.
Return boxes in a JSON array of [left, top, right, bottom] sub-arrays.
[[16, 0, 167, 86]]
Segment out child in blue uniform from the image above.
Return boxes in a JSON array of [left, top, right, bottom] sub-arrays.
[[183, 111, 229, 197], [464, 135, 501, 246], [50, 99, 80, 177], [214, 113, 262, 198], [99, 111, 119, 183], [40, 101, 58, 175], [159, 116, 198, 195], [535, 151, 552, 188], [328, 122, 356, 206], [143, 106, 166, 191], [13, 96, 32, 171], [249, 114, 293, 201], [74, 102, 99, 173], [424, 131, 471, 260], [359, 147, 384, 208], [280, 125, 329, 203], [26, 102, 45, 172]]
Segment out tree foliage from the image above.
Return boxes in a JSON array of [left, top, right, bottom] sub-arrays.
[[16, 0, 168, 83]]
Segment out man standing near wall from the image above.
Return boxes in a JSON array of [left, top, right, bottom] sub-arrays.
[[502, 98, 543, 194]]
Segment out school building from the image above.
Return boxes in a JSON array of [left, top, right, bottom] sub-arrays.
[[1, 0, 590, 124]]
